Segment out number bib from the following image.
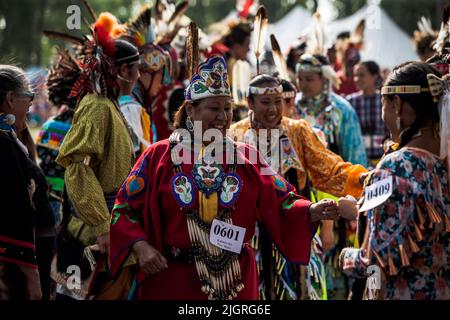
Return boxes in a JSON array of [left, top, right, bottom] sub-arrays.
[[359, 176, 393, 212], [209, 219, 246, 254]]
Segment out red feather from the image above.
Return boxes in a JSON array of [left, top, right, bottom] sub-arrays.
[[94, 24, 116, 57], [238, 0, 253, 19]]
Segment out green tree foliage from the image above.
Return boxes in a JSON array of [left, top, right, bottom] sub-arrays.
[[0, 0, 448, 69]]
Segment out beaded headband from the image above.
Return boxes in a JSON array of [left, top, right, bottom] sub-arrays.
[[381, 85, 430, 95], [248, 85, 283, 96]]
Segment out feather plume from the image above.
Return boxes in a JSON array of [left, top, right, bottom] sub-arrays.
[[94, 13, 119, 57], [252, 5, 268, 74], [433, 6, 450, 53], [418, 16, 435, 36], [232, 60, 252, 106], [270, 34, 289, 80], [351, 19, 365, 45], [82, 0, 97, 22], [237, 0, 254, 19], [306, 12, 328, 56], [157, 0, 189, 44], [47, 47, 82, 108], [186, 22, 199, 79], [124, 5, 152, 47], [168, 1, 189, 25], [43, 30, 85, 45], [321, 65, 341, 89]]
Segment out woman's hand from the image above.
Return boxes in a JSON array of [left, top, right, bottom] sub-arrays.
[[19, 266, 42, 300], [310, 199, 339, 222], [132, 241, 168, 275], [338, 195, 359, 220], [359, 170, 372, 186]]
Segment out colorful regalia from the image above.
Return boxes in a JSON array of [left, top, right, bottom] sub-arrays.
[[230, 113, 366, 300], [0, 114, 37, 271], [342, 148, 450, 299], [48, 10, 136, 299], [109, 52, 319, 300], [294, 13, 368, 299]]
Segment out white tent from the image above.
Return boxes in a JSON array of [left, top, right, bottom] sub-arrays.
[[269, 6, 313, 54], [327, 4, 418, 69]]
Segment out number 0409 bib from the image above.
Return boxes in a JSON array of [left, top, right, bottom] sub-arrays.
[[209, 219, 246, 254], [359, 176, 393, 212]]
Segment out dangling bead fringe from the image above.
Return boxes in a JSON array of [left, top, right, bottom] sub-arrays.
[[444, 215, 450, 233], [425, 202, 442, 225], [406, 232, 420, 254], [415, 204, 426, 228], [414, 222, 424, 242], [398, 244, 410, 267], [387, 252, 398, 276], [372, 250, 386, 269]]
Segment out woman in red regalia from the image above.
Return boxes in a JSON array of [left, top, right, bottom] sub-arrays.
[[108, 25, 340, 300]]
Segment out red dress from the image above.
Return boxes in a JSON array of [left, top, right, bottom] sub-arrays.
[[109, 139, 317, 299]]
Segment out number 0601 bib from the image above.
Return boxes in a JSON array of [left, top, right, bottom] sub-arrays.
[[209, 219, 246, 254]]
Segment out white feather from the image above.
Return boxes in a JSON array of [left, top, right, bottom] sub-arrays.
[[232, 60, 252, 106]]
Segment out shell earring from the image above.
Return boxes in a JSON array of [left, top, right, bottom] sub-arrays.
[[186, 116, 194, 132]]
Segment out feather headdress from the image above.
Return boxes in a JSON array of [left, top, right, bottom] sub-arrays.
[[252, 5, 268, 74], [306, 12, 328, 56], [232, 60, 252, 106], [186, 21, 199, 80], [270, 34, 289, 80], [122, 5, 153, 47], [433, 7, 450, 54]]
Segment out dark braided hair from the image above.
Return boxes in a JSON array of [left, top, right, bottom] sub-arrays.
[[383, 61, 440, 148]]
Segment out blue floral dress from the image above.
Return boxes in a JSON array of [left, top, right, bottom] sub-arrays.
[[343, 147, 450, 299]]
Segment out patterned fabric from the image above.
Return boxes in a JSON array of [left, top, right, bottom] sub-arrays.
[[295, 92, 368, 167], [229, 117, 366, 300], [56, 93, 135, 241], [228, 117, 367, 198], [140, 44, 169, 73], [151, 82, 185, 141], [36, 109, 74, 195], [346, 91, 389, 162], [118, 95, 151, 153], [109, 140, 316, 299], [367, 148, 450, 299], [345, 148, 450, 299], [185, 55, 231, 101], [0, 113, 14, 133]]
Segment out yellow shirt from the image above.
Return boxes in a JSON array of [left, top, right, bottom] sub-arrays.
[[56, 93, 134, 244], [228, 117, 367, 198]]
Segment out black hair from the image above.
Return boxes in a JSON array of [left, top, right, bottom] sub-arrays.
[[360, 60, 380, 75], [280, 79, 297, 93], [247, 74, 280, 102], [414, 34, 436, 57], [286, 42, 307, 71], [298, 54, 330, 67], [337, 31, 350, 40], [114, 39, 139, 67], [223, 23, 251, 47], [0, 65, 27, 105], [358, 60, 382, 88], [383, 61, 440, 148], [173, 100, 200, 129]]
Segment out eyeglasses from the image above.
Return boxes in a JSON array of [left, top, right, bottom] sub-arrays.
[[16, 90, 35, 102]]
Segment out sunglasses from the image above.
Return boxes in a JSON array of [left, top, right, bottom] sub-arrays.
[[16, 90, 35, 102]]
